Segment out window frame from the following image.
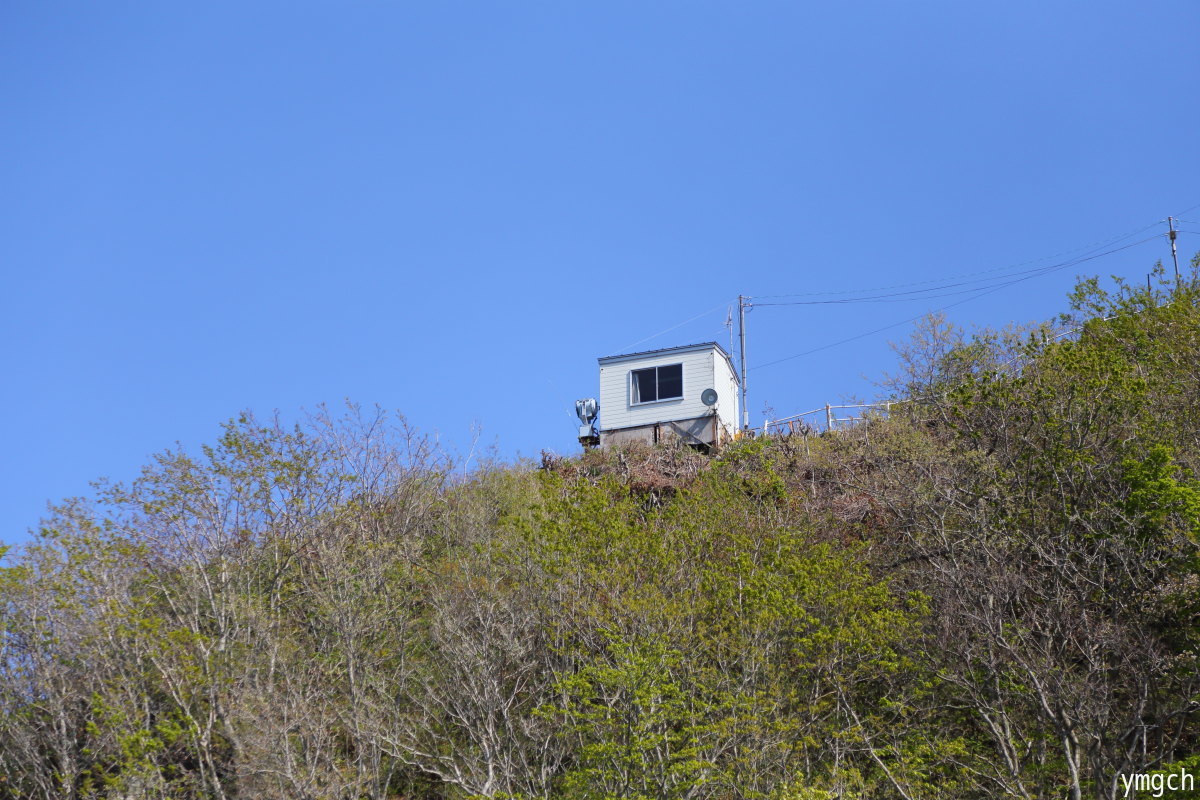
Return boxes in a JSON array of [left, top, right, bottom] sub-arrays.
[[629, 363, 684, 406]]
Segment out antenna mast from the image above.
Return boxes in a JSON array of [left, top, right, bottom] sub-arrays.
[[725, 306, 734, 355], [738, 295, 749, 431]]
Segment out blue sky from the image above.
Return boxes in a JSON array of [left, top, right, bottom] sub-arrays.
[[3, 2, 1198, 544]]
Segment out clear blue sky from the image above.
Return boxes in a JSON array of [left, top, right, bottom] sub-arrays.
[[3, 2, 1198, 544]]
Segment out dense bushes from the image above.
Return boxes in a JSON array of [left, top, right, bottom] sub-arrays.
[[2, 268, 1199, 798]]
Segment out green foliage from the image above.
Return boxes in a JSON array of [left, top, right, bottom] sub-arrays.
[[517, 460, 934, 798], [550, 636, 714, 800], [1123, 444, 1200, 542], [4, 266, 1200, 799]]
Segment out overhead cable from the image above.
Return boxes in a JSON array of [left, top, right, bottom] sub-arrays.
[[605, 299, 734, 357], [753, 235, 1164, 307], [750, 234, 1161, 371], [754, 217, 1169, 300]]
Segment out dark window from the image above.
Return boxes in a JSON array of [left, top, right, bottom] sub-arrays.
[[657, 364, 682, 399], [631, 363, 683, 404]]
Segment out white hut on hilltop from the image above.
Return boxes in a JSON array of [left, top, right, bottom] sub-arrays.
[[580, 342, 739, 449]]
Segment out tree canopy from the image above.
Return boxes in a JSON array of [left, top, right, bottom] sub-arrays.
[[3, 264, 1200, 799]]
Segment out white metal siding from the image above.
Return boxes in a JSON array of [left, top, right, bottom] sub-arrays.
[[599, 348, 715, 431], [715, 356, 740, 434]]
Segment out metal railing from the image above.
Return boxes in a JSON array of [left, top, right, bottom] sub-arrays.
[[762, 401, 905, 435]]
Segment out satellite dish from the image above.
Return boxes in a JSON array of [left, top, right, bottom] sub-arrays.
[[701, 388, 719, 406]]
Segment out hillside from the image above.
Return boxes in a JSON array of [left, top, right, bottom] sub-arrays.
[[3, 267, 1200, 800]]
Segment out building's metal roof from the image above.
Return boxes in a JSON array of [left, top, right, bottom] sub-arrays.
[[598, 342, 739, 384], [598, 341, 730, 363]]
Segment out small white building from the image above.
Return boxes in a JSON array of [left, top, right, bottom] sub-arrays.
[[595, 342, 740, 448]]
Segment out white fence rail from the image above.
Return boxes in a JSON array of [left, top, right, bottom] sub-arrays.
[[762, 400, 910, 435]]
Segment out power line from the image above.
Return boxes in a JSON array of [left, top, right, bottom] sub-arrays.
[[753, 234, 1165, 307], [754, 265, 1081, 306], [750, 283, 1019, 371], [605, 300, 734, 357], [753, 217, 1168, 300], [750, 234, 1161, 371], [600, 207, 1196, 363]]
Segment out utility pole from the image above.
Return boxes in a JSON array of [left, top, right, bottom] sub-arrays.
[[738, 295, 749, 431], [1168, 216, 1181, 287]]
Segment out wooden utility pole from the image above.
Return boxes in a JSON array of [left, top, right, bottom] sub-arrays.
[[1168, 216, 1181, 287], [738, 295, 749, 431]]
